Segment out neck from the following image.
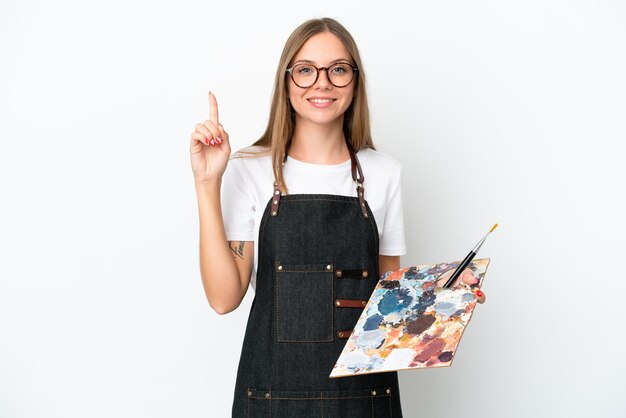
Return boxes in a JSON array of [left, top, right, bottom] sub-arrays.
[[289, 117, 349, 164]]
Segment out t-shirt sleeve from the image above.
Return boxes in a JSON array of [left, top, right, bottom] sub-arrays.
[[378, 163, 407, 256], [220, 156, 256, 241]]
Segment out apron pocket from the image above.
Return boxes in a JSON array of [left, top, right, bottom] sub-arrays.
[[275, 262, 334, 342], [325, 388, 393, 418], [246, 388, 271, 418], [247, 388, 393, 418]]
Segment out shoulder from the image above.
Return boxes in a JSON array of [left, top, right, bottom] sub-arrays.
[[356, 147, 403, 177], [227, 145, 272, 173], [230, 145, 272, 162]]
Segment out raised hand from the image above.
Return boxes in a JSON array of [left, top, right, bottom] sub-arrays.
[[190, 91, 231, 184]]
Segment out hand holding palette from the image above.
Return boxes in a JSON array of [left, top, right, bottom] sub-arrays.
[[329, 258, 490, 378]]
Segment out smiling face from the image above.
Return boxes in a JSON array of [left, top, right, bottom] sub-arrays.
[[287, 31, 355, 128]]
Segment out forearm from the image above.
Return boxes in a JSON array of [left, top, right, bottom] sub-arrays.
[[379, 255, 400, 277], [195, 180, 246, 314]]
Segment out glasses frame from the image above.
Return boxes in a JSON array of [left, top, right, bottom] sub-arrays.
[[285, 62, 359, 88]]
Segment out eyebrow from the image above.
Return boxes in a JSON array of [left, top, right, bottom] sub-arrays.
[[292, 58, 353, 65]]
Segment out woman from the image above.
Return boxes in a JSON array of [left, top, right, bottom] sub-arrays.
[[190, 17, 485, 417]]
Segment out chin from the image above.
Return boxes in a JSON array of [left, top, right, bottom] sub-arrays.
[[311, 116, 342, 125], [297, 111, 346, 126]]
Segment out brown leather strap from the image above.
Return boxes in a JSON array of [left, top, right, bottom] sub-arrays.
[[335, 299, 367, 308], [345, 138, 364, 184], [337, 330, 352, 339], [270, 181, 282, 216], [345, 139, 368, 219], [335, 268, 369, 279]]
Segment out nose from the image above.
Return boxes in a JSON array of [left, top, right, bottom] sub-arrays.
[[313, 67, 332, 89]]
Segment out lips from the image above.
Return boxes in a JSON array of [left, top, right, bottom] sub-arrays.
[[307, 98, 336, 108], [308, 97, 336, 102]]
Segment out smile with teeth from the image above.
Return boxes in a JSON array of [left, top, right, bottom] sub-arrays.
[[308, 98, 336, 103]]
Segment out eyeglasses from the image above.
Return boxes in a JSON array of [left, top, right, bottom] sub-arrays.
[[286, 62, 358, 88]]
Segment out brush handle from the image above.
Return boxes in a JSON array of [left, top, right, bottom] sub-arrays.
[[442, 251, 476, 288]]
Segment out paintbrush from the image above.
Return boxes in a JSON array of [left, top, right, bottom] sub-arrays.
[[442, 223, 498, 289]]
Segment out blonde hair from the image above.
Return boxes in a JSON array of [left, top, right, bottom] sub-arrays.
[[235, 17, 375, 194]]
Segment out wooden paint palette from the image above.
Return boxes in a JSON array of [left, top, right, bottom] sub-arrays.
[[330, 258, 490, 378]]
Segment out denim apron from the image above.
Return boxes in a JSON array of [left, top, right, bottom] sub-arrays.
[[232, 140, 403, 417]]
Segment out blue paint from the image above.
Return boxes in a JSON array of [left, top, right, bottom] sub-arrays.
[[462, 292, 475, 302], [403, 267, 419, 281], [453, 308, 465, 317], [356, 330, 386, 350], [378, 288, 413, 315], [368, 355, 384, 371], [411, 291, 436, 313], [434, 301, 456, 316], [363, 314, 383, 331]]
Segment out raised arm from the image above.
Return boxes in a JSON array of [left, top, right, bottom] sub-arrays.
[[190, 91, 253, 314]]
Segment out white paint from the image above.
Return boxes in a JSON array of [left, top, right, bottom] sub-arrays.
[[382, 348, 415, 370]]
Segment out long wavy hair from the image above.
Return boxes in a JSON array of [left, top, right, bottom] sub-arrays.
[[236, 17, 375, 195]]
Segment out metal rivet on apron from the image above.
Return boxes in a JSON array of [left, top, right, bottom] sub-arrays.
[[371, 390, 377, 396], [326, 264, 332, 270], [386, 388, 391, 394], [364, 213, 369, 218], [277, 265, 283, 271], [273, 200, 277, 204], [335, 269, 342, 278], [337, 331, 345, 338], [271, 211, 277, 216], [361, 202, 365, 206], [265, 392, 270, 399], [361, 301, 366, 306], [362, 270, 368, 278], [274, 190, 279, 195], [248, 390, 252, 396], [335, 300, 341, 307]]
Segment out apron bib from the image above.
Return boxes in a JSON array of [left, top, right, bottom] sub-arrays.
[[232, 142, 403, 417]]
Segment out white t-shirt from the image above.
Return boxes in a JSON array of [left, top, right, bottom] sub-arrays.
[[220, 145, 407, 290]]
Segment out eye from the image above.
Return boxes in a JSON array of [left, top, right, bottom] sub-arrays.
[[295, 65, 315, 75], [330, 64, 350, 75]]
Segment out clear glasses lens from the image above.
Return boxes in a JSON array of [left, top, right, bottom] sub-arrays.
[[291, 63, 354, 88]]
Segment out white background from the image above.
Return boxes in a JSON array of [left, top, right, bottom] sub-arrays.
[[1, 1, 625, 417]]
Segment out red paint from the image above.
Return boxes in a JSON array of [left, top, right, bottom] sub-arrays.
[[422, 281, 435, 290], [475, 290, 483, 297], [414, 338, 445, 363]]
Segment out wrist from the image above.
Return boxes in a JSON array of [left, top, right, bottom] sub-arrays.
[[195, 178, 222, 192]]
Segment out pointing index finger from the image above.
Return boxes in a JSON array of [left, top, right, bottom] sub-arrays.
[[208, 91, 219, 124]]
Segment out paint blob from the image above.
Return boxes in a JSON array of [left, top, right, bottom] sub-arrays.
[[378, 288, 413, 315], [406, 314, 436, 336]]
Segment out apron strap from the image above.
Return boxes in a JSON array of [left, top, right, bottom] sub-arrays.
[[271, 138, 368, 219], [270, 181, 282, 217], [345, 139, 369, 219]]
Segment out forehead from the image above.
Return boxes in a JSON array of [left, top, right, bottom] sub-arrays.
[[292, 32, 352, 65]]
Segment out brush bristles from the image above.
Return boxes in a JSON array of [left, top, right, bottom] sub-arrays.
[[489, 223, 499, 233]]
